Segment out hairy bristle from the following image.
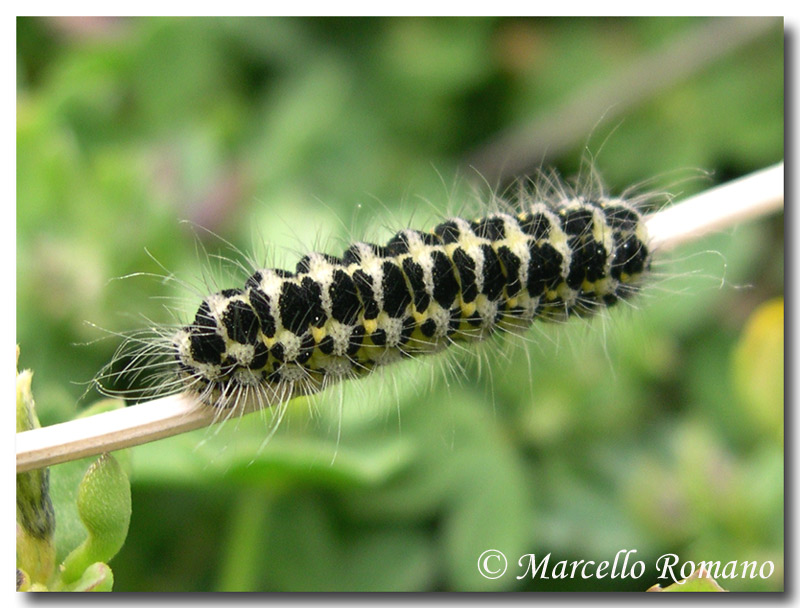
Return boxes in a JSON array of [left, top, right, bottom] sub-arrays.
[[115, 186, 652, 412]]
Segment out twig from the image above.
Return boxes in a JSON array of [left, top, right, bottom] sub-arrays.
[[647, 163, 784, 251], [15, 162, 784, 473]]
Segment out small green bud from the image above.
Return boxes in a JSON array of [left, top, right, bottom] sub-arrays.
[[59, 454, 131, 586], [647, 567, 727, 592], [65, 562, 114, 592]]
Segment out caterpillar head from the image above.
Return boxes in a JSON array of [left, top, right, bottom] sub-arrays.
[[174, 288, 269, 392]]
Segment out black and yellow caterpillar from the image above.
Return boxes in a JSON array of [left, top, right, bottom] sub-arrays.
[[172, 196, 651, 408]]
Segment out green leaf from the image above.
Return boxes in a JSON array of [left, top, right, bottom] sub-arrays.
[[252, 494, 436, 591]]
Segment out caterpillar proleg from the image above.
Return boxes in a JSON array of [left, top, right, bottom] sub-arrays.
[[102, 178, 651, 416]]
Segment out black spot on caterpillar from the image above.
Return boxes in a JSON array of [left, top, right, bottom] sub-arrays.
[[103, 187, 651, 414]]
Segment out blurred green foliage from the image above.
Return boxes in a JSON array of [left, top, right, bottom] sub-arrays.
[[17, 17, 783, 591]]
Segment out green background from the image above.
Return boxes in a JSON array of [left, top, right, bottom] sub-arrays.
[[17, 17, 783, 591]]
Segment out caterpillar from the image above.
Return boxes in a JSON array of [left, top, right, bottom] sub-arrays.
[[134, 189, 652, 414]]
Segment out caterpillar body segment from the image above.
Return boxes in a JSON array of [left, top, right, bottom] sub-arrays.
[[173, 195, 651, 409]]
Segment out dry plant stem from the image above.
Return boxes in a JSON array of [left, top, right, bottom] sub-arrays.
[[15, 162, 784, 473], [646, 163, 784, 251], [16, 395, 212, 472]]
